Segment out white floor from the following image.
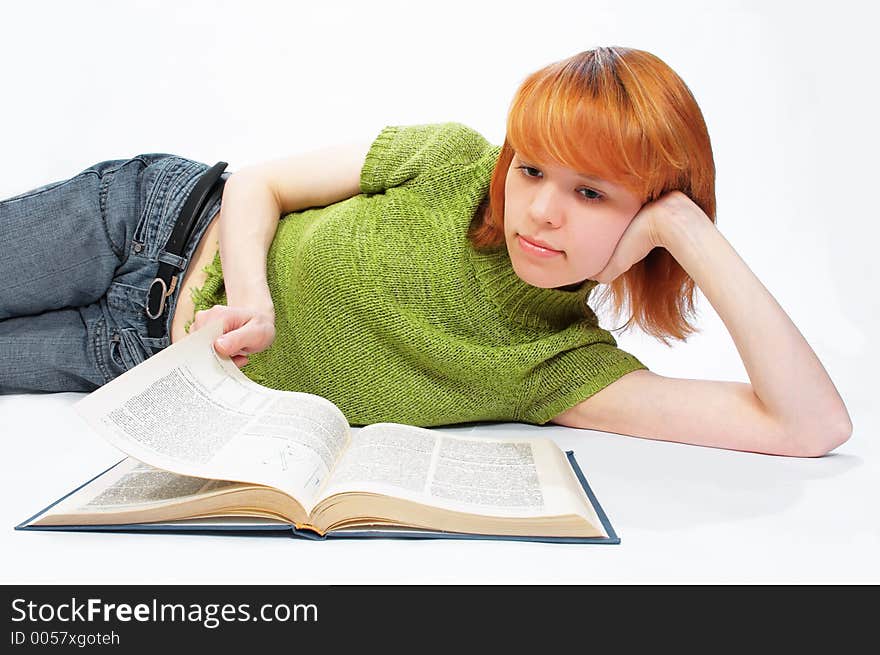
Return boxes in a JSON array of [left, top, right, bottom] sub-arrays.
[[3, 390, 876, 585]]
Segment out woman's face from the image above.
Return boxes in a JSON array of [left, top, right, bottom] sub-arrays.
[[503, 152, 645, 288]]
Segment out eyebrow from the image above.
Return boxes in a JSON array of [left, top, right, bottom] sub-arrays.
[[576, 172, 609, 185], [516, 155, 610, 187], [570, 172, 614, 196]]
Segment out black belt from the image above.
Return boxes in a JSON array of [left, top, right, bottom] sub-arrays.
[[145, 161, 228, 338]]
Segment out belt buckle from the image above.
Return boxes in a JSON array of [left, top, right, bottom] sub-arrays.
[[146, 276, 178, 320]]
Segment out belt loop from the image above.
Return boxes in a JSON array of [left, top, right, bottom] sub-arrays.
[[157, 251, 189, 270]]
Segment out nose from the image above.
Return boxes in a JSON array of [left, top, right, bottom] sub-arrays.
[[527, 184, 563, 228]]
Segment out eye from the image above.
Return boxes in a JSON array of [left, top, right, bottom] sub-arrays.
[[517, 165, 542, 178], [515, 165, 604, 203], [578, 188, 603, 202]]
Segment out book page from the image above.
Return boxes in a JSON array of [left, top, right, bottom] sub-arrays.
[[33, 458, 244, 520], [74, 319, 350, 507], [319, 423, 599, 522]]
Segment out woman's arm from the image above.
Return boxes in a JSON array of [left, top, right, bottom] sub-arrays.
[[217, 141, 372, 311], [552, 191, 852, 457], [189, 175, 279, 366], [216, 173, 280, 314], [191, 141, 371, 365]]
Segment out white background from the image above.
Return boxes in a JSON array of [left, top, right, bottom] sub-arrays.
[[1, 0, 877, 584]]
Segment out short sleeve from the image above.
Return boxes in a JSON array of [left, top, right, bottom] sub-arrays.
[[360, 122, 492, 194], [517, 343, 649, 425]]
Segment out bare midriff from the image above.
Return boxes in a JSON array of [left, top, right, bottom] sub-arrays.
[[169, 206, 222, 344]]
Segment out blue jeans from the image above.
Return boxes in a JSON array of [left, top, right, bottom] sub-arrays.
[[0, 154, 230, 394]]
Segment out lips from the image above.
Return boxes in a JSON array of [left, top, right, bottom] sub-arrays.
[[518, 234, 563, 254]]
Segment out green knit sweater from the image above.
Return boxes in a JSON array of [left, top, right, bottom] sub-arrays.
[[187, 122, 647, 427]]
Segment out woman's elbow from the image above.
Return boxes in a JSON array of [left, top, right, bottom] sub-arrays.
[[788, 412, 853, 458], [821, 411, 854, 455]]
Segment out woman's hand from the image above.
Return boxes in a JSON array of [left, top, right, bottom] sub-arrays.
[[189, 304, 276, 368], [571, 187, 851, 456], [593, 190, 710, 284]]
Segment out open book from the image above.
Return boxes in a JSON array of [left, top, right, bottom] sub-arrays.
[[17, 320, 619, 544]]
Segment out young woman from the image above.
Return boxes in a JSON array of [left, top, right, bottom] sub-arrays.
[[0, 47, 851, 457]]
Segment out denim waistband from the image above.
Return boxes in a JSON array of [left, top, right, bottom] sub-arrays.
[[103, 156, 231, 358]]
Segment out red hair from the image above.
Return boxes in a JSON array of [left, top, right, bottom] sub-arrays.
[[468, 47, 716, 345]]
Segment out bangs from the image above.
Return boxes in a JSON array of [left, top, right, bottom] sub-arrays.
[[506, 54, 659, 199]]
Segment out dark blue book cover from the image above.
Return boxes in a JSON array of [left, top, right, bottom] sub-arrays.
[[16, 451, 620, 545]]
